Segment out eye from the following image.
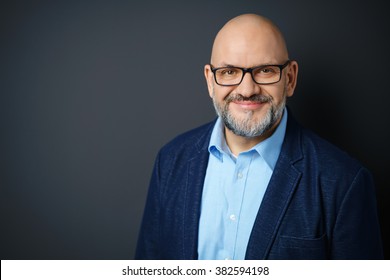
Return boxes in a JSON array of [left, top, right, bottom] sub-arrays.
[[254, 66, 279, 77], [261, 67, 276, 74], [220, 68, 238, 76]]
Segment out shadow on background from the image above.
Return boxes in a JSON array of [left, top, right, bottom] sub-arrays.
[[1, 0, 389, 259]]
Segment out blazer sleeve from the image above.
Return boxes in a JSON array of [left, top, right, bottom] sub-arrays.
[[331, 167, 383, 259], [135, 151, 162, 259]]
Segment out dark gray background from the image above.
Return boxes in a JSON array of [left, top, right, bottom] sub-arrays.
[[1, 0, 389, 259]]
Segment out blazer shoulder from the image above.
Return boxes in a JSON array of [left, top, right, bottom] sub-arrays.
[[298, 125, 368, 176]]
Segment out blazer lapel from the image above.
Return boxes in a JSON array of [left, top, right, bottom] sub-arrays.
[[245, 114, 303, 259], [182, 122, 214, 259]]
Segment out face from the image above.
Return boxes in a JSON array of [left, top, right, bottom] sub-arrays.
[[206, 60, 297, 139], [205, 21, 298, 139]]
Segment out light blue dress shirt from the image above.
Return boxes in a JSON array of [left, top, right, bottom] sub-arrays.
[[198, 109, 288, 260]]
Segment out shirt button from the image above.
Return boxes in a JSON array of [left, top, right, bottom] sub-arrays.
[[229, 214, 236, 221], [225, 257, 231, 260], [237, 172, 243, 179]]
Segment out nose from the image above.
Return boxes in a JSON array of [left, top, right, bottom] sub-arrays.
[[235, 72, 260, 97]]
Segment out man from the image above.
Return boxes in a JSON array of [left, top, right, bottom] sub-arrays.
[[135, 14, 383, 259]]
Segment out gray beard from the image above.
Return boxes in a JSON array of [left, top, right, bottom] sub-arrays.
[[212, 92, 286, 138]]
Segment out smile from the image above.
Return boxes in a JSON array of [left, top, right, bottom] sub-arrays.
[[231, 100, 266, 110]]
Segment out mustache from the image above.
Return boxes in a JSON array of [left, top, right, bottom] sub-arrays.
[[224, 94, 272, 103]]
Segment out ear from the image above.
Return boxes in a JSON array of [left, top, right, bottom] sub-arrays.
[[204, 64, 214, 98], [285, 60, 298, 97]]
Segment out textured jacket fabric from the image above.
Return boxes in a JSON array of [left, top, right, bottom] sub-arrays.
[[135, 113, 383, 259]]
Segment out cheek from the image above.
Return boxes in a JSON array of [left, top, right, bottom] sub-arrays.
[[266, 87, 287, 104], [212, 87, 232, 101]]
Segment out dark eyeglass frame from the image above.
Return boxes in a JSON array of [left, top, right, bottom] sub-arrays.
[[209, 60, 291, 86]]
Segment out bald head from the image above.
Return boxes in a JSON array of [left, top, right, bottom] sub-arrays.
[[211, 14, 289, 66]]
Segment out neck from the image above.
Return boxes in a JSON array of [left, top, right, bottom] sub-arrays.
[[224, 117, 282, 156]]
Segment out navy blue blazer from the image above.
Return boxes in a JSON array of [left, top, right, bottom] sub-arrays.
[[135, 113, 383, 259]]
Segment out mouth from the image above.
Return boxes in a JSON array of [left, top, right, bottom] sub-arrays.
[[224, 93, 272, 112], [231, 100, 266, 110]]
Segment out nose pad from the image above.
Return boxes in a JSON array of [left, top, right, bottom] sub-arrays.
[[237, 72, 259, 96], [244, 72, 255, 82]]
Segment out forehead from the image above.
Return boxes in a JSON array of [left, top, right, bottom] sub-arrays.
[[211, 22, 288, 67], [214, 40, 282, 67]]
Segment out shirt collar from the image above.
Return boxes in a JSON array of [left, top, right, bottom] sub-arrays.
[[208, 108, 288, 170], [208, 117, 230, 162]]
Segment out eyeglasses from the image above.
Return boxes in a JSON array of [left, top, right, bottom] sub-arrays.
[[210, 60, 291, 86]]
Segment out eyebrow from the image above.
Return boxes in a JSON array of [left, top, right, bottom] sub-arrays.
[[216, 61, 279, 68], [220, 62, 243, 67]]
